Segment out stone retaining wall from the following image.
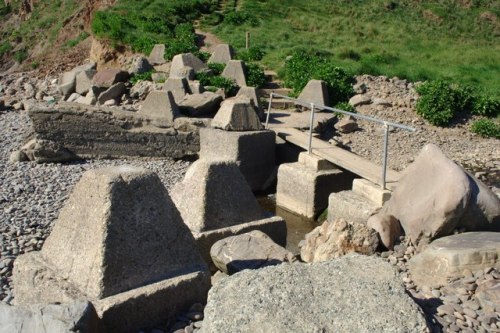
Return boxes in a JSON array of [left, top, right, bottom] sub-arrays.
[[28, 102, 201, 159]]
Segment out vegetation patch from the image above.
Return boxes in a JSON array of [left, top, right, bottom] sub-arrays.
[[205, 0, 499, 96], [91, 0, 216, 55], [282, 50, 354, 106], [471, 119, 500, 139]]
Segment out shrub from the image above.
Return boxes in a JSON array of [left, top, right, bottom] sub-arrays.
[[471, 94, 500, 118], [66, 31, 90, 48], [195, 71, 237, 95], [223, 11, 258, 26], [246, 63, 266, 88], [0, 4, 11, 16], [238, 46, 265, 62], [196, 51, 211, 63], [208, 62, 225, 75], [130, 70, 153, 84], [334, 102, 356, 115], [471, 119, 500, 139], [13, 49, 28, 63], [283, 50, 355, 105], [164, 23, 198, 60], [415, 80, 473, 126], [0, 41, 11, 57]]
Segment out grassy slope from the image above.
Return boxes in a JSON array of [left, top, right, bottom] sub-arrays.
[[206, 0, 499, 96]]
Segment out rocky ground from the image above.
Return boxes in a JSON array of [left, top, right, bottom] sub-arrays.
[[0, 70, 499, 333]]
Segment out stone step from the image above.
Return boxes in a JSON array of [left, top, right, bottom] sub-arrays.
[[264, 70, 278, 82], [327, 190, 380, 225], [258, 87, 292, 98], [262, 99, 296, 110]]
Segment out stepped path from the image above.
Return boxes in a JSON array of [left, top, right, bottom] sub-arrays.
[[259, 72, 401, 189]]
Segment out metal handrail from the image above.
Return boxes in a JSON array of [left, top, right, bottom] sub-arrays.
[[265, 92, 416, 190]]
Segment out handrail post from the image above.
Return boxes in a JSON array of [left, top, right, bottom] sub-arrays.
[[265, 93, 273, 129], [381, 122, 389, 190], [308, 102, 315, 154]]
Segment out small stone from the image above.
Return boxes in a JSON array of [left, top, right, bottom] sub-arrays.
[[463, 307, 477, 319], [431, 289, 441, 298], [463, 269, 473, 279], [437, 304, 455, 317], [454, 311, 465, 321], [184, 323, 194, 333], [449, 323, 460, 332]]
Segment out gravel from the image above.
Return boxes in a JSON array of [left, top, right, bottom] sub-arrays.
[[0, 108, 191, 304]]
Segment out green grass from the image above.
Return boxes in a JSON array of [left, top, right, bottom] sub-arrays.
[[205, 0, 500, 97], [65, 31, 90, 48]]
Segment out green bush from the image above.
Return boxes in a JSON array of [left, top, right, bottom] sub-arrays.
[[283, 50, 354, 105], [415, 80, 473, 127], [65, 32, 90, 48], [195, 71, 237, 95], [13, 49, 28, 63], [196, 51, 211, 62], [91, 0, 216, 54], [472, 94, 500, 118], [246, 63, 266, 88], [471, 119, 500, 139], [130, 70, 153, 84], [164, 23, 198, 60], [334, 102, 356, 117], [0, 3, 11, 16], [0, 41, 11, 57], [238, 46, 265, 62], [223, 11, 258, 26], [208, 62, 225, 75]]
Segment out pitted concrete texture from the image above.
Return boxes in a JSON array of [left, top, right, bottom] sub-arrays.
[[170, 159, 265, 233], [327, 190, 379, 225], [13, 166, 210, 332], [208, 44, 235, 65], [222, 60, 247, 87], [199, 128, 275, 191]]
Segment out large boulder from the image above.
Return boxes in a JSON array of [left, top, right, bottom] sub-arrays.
[[138, 90, 179, 127], [203, 254, 428, 332], [210, 230, 294, 274], [92, 68, 129, 89], [128, 56, 154, 75], [371, 144, 499, 246], [221, 60, 247, 87], [367, 213, 403, 250], [170, 53, 207, 78], [299, 218, 379, 263], [97, 82, 126, 105], [297, 79, 329, 107], [170, 159, 265, 233], [0, 302, 104, 333], [57, 62, 96, 98], [408, 232, 500, 288], [75, 68, 96, 96], [178, 92, 223, 117], [208, 44, 235, 65], [211, 96, 263, 131], [13, 166, 210, 332]]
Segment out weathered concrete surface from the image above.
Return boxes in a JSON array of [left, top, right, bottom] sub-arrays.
[[194, 216, 287, 270], [211, 96, 263, 131], [210, 230, 294, 274], [58, 63, 96, 98], [92, 68, 129, 89], [199, 128, 275, 191], [236, 86, 264, 119], [352, 178, 392, 206], [409, 232, 500, 288], [178, 92, 223, 117], [297, 79, 329, 107], [299, 218, 379, 262], [28, 102, 200, 159], [162, 77, 191, 103], [148, 44, 166, 65], [138, 90, 179, 127], [0, 302, 104, 333], [13, 166, 210, 332], [208, 44, 234, 65], [327, 190, 379, 224], [170, 53, 207, 78], [222, 60, 247, 87], [277, 154, 354, 219], [170, 159, 265, 233], [203, 254, 428, 333]]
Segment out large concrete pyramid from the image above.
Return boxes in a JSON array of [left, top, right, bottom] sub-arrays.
[[171, 159, 265, 233]]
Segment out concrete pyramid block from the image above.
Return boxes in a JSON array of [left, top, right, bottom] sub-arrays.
[[208, 44, 235, 65], [148, 44, 166, 65], [171, 159, 264, 233], [222, 60, 247, 87], [236, 86, 264, 119], [162, 77, 191, 103], [13, 166, 210, 332], [170, 53, 207, 78], [211, 96, 263, 131], [297, 79, 329, 107], [139, 90, 180, 127]]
